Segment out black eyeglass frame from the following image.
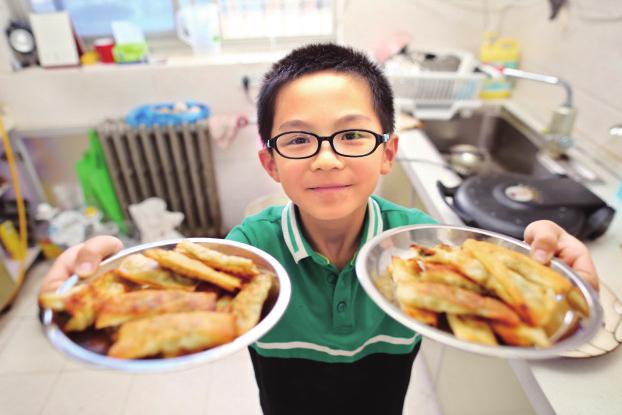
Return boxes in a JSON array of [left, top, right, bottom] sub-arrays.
[[265, 129, 391, 159]]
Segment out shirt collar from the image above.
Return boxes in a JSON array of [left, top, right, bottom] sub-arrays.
[[281, 197, 384, 264]]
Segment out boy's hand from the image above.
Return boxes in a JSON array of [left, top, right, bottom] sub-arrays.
[[524, 220, 599, 291], [39, 236, 124, 294]]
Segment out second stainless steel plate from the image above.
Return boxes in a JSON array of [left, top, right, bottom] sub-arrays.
[[355, 224, 602, 359]]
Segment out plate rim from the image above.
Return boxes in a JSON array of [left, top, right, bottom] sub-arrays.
[[355, 224, 603, 360]]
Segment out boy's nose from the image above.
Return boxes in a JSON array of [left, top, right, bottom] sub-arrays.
[[310, 141, 344, 170]]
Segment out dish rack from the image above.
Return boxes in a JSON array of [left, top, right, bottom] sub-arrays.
[[384, 49, 485, 120]]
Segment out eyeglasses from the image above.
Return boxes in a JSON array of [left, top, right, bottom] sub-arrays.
[[266, 129, 390, 159]]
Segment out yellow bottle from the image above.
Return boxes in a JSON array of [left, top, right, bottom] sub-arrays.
[[479, 33, 521, 99], [0, 220, 24, 260]]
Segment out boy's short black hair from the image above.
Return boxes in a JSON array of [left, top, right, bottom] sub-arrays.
[[257, 43, 395, 144]]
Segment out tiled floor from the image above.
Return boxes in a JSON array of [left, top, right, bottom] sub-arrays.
[[0, 259, 443, 415]]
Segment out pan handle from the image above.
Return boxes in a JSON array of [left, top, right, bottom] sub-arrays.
[[436, 180, 476, 225]]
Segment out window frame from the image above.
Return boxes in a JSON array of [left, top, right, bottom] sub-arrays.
[[12, 0, 339, 56]]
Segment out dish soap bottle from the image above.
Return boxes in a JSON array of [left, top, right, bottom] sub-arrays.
[[479, 33, 520, 99]]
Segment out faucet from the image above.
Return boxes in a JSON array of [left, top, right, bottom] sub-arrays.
[[479, 64, 576, 159]]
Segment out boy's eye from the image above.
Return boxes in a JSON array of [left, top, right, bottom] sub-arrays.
[[340, 131, 371, 141], [282, 134, 312, 146]]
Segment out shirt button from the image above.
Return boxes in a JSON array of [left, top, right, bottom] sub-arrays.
[[337, 301, 347, 312], [327, 274, 337, 284]]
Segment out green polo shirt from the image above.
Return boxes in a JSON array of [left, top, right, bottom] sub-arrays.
[[226, 195, 436, 363]]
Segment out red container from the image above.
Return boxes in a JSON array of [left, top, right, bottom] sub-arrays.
[[93, 38, 115, 63]]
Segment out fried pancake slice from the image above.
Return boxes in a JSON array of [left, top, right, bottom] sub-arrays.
[[402, 304, 438, 326], [490, 321, 551, 347], [107, 311, 236, 359], [447, 314, 498, 346], [419, 262, 483, 294], [390, 256, 421, 284], [176, 240, 259, 278], [375, 269, 396, 303], [144, 249, 242, 292], [65, 272, 128, 331], [39, 271, 128, 331], [475, 240, 572, 294], [215, 295, 233, 313], [115, 254, 197, 291], [231, 273, 273, 335], [566, 286, 590, 318], [464, 239, 565, 326], [39, 290, 69, 311], [95, 290, 217, 329], [410, 243, 437, 257], [462, 239, 530, 323], [506, 268, 557, 327], [411, 243, 497, 294], [396, 281, 520, 326]]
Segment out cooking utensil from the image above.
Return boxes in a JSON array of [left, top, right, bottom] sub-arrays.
[[437, 173, 615, 240], [40, 238, 291, 373], [355, 224, 602, 359], [448, 144, 489, 176]]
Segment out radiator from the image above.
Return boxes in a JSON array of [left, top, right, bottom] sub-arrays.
[[97, 120, 222, 237]]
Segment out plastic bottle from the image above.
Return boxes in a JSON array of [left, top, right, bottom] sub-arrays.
[[479, 33, 520, 99]]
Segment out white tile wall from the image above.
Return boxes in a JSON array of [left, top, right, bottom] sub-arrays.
[[341, 0, 622, 167]]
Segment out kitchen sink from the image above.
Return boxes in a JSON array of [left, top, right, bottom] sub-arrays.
[[418, 106, 553, 178], [411, 105, 614, 241]]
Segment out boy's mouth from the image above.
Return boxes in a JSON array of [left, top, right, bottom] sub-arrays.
[[309, 184, 351, 192]]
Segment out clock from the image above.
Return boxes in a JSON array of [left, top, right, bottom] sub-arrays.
[[5, 20, 38, 68]]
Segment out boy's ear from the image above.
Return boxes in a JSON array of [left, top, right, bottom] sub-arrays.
[[380, 134, 399, 175], [258, 148, 281, 183]]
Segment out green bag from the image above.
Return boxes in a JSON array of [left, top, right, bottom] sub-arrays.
[[76, 130, 128, 235]]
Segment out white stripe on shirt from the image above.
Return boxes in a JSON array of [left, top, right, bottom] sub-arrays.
[[255, 334, 421, 357]]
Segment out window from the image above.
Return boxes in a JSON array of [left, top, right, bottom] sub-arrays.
[[29, 0, 175, 38], [219, 0, 334, 40], [25, 0, 335, 46]]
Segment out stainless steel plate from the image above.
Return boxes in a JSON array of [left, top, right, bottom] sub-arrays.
[[40, 238, 291, 372], [355, 224, 602, 359]]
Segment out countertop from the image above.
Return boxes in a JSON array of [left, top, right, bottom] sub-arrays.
[[397, 101, 622, 415]]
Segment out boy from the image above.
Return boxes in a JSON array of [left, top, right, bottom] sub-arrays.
[[41, 44, 598, 415]]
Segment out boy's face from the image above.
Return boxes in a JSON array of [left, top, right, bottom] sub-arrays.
[[258, 70, 398, 223]]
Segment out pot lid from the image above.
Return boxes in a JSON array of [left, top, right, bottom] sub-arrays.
[[452, 174, 590, 239]]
